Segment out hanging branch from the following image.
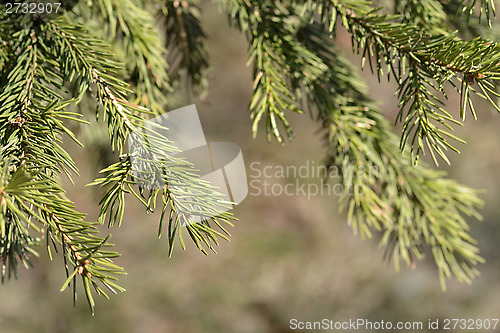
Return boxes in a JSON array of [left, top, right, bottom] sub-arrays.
[[157, 0, 211, 99], [313, 0, 500, 164], [221, 0, 488, 288], [46, 18, 235, 256]]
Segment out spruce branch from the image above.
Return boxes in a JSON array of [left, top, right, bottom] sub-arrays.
[[439, 0, 487, 38], [458, 0, 496, 26], [394, 0, 447, 32], [0, 158, 125, 315], [0, 13, 235, 313], [219, 0, 487, 287], [248, 33, 302, 142], [294, 22, 484, 289], [315, 0, 500, 164], [157, 0, 211, 99], [0, 24, 125, 314], [223, 1, 308, 142], [46, 18, 235, 255], [0, 161, 40, 283], [81, 0, 171, 114], [1, 0, 498, 313]]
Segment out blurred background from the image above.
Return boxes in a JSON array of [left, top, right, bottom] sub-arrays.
[[1, 3, 500, 333]]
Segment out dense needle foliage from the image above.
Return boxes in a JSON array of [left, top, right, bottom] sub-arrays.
[[1, 0, 499, 313]]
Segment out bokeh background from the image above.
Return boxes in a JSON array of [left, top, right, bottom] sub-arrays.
[[1, 3, 500, 332]]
